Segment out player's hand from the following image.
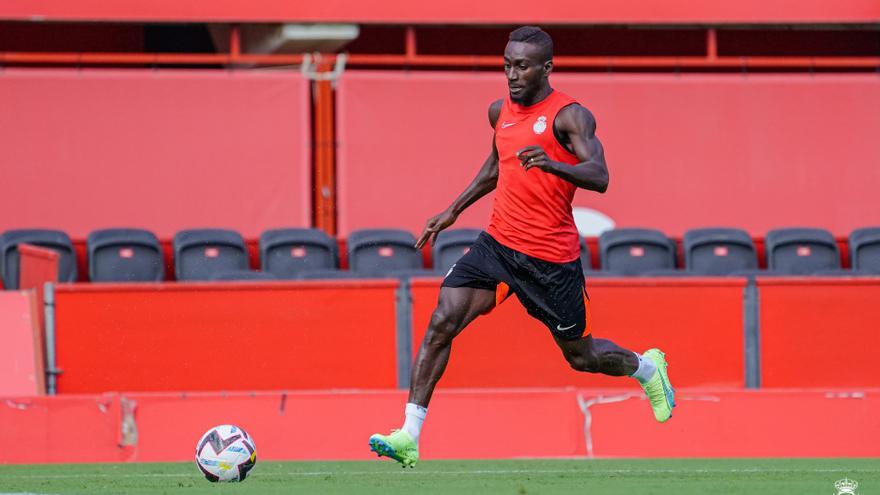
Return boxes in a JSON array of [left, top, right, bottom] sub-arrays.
[[517, 145, 557, 172], [415, 209, 458, 249]]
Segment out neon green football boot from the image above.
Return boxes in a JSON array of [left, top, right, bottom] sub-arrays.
[[369, 429, 419, 468], [640, 348, 676, 422]]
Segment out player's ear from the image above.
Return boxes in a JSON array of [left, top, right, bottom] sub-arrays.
[[543, 60, 553, 77]]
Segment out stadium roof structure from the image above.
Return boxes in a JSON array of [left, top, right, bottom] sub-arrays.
[[2, 0, 879, 24]]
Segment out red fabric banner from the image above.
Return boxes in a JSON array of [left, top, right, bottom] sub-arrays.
[[0, 69, 310, 239]]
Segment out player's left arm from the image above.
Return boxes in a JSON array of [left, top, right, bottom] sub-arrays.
[[517, 104, 609, 193]]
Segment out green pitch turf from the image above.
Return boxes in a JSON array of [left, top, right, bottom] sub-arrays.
[[0, 459, 877, 495]]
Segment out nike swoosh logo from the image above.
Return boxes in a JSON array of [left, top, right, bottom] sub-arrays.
[[556, 322, 577, 331], [501, 122, 516, 128]]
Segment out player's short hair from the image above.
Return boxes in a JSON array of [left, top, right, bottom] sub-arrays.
[[508, 26, 553, 62]]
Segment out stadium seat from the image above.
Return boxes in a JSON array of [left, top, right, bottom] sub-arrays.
[[347, 229, 423, 277], [580, 237, 592, 271], [391, 269, 443, 280], [642, 268, 691, 277], [598, 228, 676, 275], [433, 229, 481, 275], [811, 269, 869, 277], [850, 227, 880, 273], [260, 228, 338, 280], [0, 229, 77, 289], [210, 270, 276, 281], [173, 229, 248, 281], [296, 269, 360, 280], [683, 228, 758, 275], [728, 268, 786, 278], [87, 228, 164, 282], [765, 228, 840, 275]]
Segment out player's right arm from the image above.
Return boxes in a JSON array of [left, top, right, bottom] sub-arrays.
[[415, 100, 503, 249]]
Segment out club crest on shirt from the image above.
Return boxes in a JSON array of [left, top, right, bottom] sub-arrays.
[[533, 116, 547, 135]]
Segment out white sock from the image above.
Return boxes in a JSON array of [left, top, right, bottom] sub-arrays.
[[402, 403, 427, 444], [630, 352, 657, 384]]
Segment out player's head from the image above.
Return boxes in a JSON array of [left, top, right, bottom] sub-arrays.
[[504, 26, 553, 104]]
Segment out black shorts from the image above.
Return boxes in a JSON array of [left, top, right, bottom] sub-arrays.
[[441, 232, 591, 340]]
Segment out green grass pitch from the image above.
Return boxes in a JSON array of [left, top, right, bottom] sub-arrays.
[[1, 459, 877, 495]]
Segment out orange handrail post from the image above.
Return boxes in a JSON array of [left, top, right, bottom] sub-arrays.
[[313, 61, 337, 235]]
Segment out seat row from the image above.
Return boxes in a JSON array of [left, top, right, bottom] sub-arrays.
[[594, 227, 880, 277], [0, 227, 476, 288], [1, 226, 879, 288]]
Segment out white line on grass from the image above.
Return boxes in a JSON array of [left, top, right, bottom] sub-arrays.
[[1, 467, 871, 480]]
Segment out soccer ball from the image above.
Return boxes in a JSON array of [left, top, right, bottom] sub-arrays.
[[195, 424, 257, 482]]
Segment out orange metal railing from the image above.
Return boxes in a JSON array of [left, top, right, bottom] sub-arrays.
[[2, 51, 878, 69]]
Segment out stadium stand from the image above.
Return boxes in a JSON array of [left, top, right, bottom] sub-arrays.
[[683, 228, 758, 275], [347, 229, 423, 277], [260, 228, 339, 279], [432, 228, 481, 274], [2, 3, 879, 465], [598, 228, 677, 275], [173, 229, 249, 281], [850, 227, 880, 273], [0, 229, 77, 289], [87, 228, 164, 283], [765, 228, 841, 275]]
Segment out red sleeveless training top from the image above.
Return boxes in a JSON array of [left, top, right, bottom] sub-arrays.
[[487, 89, 581, 263]]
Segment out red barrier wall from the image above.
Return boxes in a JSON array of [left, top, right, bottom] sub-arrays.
[[337, 72, 880, 237], [410, 277, 745, 388], [17, 243, 58, 394], [0, 69, 311, 239], [758, 277, 880, 388], [0, 291, 42, 396], [2, 0, 878, 23], [1, 388, 877, 463], [583, 388, 879, 457], [53, 281, 399, 393]]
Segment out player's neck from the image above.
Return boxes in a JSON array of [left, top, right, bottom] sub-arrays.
[[517, 85, 553, 108]]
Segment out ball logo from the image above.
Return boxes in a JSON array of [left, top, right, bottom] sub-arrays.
[[533, 116, 547, 134]]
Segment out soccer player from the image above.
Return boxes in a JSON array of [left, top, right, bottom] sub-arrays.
[[369, 26, 675, 468]]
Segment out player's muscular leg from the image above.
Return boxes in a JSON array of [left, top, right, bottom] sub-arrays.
[[408, 286, 496, 407], [554, 334, 639, 376]]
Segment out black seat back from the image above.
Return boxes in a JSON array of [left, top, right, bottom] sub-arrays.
[[766, 228, 840, 275], [87, 228, 164, 282], [850, 227, 880, 273], [260, 228, 337, 279], [173, 229, 248, 281], [0, 229, 77, 289], [599, 228, 676, 275], [684, 227, 757, 275], [210, 270, 276, 281], [348, 229, 422, 277]]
